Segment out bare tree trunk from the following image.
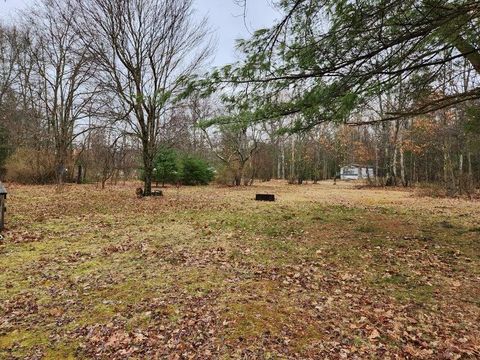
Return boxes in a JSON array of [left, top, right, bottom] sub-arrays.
[[385, 145, 391, 185], [290, 138, 295, 182], [76, 165, 82, 184], [277, 146, 281, 179], [467, 151, 472, 177], [234, 172, 242, 186], [55, 148, 68, 186], [425, 157, 429, 183], [391, 120, 401, 186], [249, 159, 256, 185], [400, 138, 406, 187], [443, 146, 448, 185], [392, 146, 398, 186], [443, 142, 456, 193], [143, 149, 153, 196], [413, 158, 417, 184], [459, 153, 463, 176]]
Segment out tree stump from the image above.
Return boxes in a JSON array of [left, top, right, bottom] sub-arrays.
[[152, 190, 163, 197], [255, 194, 275, 202]]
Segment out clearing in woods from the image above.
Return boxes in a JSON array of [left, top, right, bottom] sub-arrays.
[[0, 181, 479, 358]]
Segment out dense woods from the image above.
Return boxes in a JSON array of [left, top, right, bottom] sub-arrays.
[[0, 0, 479, 196]]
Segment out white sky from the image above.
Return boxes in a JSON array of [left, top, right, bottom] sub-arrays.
[[0, 0, 280, 68]]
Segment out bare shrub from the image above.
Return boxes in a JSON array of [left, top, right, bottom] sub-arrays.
[[5, 147, 56, 184]]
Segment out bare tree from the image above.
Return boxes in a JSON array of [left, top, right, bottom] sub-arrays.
[[0, 24, 24, 106], [203, 120, 259, 186], [73, 0, 213, 195], [24, 0, 99, 185], [87, 128, 126, 189]]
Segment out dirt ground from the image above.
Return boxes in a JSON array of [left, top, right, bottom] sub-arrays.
[[0, 181, 479, 359]]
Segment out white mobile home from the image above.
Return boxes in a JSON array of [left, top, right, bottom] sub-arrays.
[[340, 164, 374, 180]]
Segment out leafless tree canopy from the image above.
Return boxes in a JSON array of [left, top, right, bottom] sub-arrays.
[[21, 0, 99, 184], [70, 0, 213, 194]]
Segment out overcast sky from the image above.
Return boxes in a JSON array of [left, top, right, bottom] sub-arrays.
[[0, 0, 279, 68]]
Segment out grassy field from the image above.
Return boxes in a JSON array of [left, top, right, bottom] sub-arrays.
[[0, 181, 479, 359]]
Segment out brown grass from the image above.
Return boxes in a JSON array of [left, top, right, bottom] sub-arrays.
[[0, 180, 479, 359]]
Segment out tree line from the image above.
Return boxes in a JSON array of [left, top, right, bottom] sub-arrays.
[[0, 0, 479, 196]]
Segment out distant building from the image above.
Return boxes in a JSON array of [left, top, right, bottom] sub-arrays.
[[340, 164, 374, 180]]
